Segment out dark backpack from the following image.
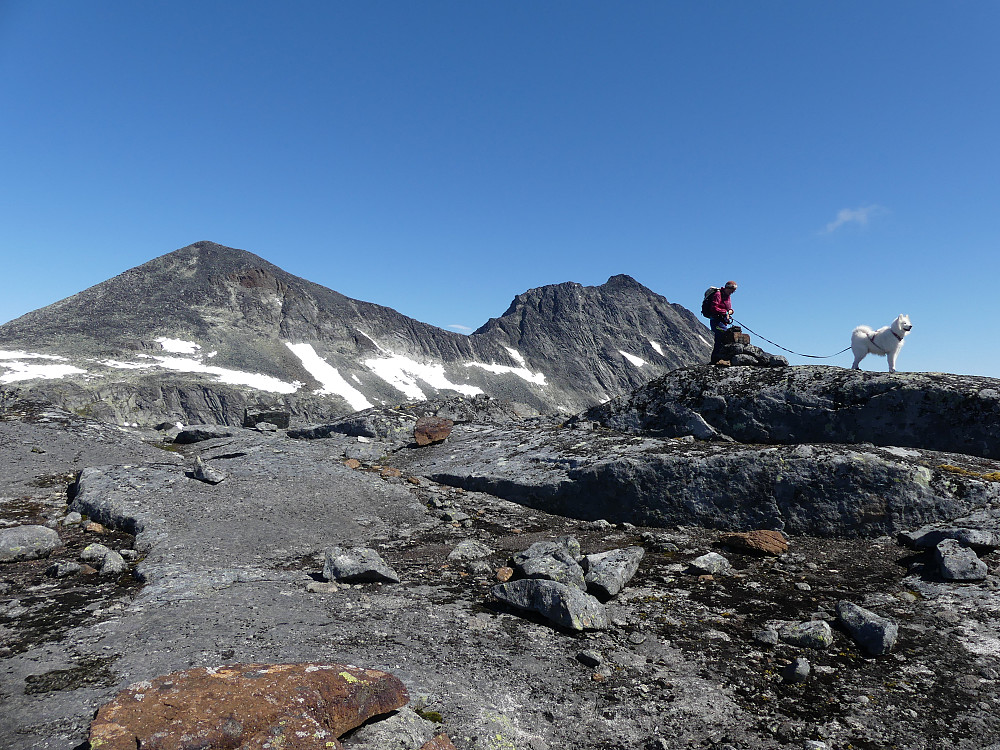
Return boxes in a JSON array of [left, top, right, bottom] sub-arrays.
[[701, 287, 720, 318]]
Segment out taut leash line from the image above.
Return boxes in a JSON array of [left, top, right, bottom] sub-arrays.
[[732, 318, 851, 360]]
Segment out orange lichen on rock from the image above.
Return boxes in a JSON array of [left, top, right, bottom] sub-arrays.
[[89, 662, 408, 750], [719, 529, 789, 556]]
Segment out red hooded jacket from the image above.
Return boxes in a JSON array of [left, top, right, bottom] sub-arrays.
[[707, 289, 733, 318]]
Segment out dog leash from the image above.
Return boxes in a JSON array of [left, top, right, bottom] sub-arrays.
[[732, 319, 852, 359]]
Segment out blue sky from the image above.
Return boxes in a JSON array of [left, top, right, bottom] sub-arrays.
[[2, 1, 998, 376]]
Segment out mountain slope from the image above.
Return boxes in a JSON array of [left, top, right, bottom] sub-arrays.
[[0, 241, 712, 424]]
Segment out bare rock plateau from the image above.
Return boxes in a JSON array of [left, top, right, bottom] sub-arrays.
[[1, 365, 1000, 750]]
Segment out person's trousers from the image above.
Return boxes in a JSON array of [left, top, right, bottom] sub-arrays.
[[710, 317, 730, 363]]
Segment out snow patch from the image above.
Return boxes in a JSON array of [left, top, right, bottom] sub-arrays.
[[285, 343, 373, 411], [355, 330, 386, 353], [504, 347, 527, 367], [152, 356, 300, 394], [465, 362, 547, 386], [649, 340, 664, 356], [156, 337, 201, 354], [366, 354, 483, 400], [619, 351, 647, 367], [0, 350, 68, 361], [101, 359, 153, 370], [0, 361, 87, 383], [698, 334, 711, 346]]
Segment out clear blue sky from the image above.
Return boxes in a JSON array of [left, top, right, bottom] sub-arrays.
[[2, 1, 998, 376]]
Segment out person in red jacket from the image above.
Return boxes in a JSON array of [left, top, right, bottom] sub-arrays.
[[708, 280, 738, 364]]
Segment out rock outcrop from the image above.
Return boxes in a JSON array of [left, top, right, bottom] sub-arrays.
[[392, 422, 1000, 537], [582, 365, 1000, 460]]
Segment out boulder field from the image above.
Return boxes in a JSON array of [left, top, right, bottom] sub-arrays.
[[1, 366, 999, 750]]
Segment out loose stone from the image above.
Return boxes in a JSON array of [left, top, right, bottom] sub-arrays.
[[753, 628, 780, 646], [46, 561, 82, 578], [191, 456, 227, 485], [323, 546, 401, 584], [835, 601, 899, 655], [414, 416, 454, 446], [935, 538, 988, 581], [491, 578, 609, 631], [689, 552, 733, 576], [583, 546, 645, 598], [782, 657, 811, 684], [719, 529, 788, 556], [0, 525, 62, 562], [88, 662, 408, 750], [448, 539, 493, 561], [777, 621, 835, 649], [100, 549, 129, 577], [81, 543, 113, 564]]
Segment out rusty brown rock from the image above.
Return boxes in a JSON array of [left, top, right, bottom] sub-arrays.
[[344, 458, 362, 469], [414, 416, 454, 446], [719, 529, 788, 556], [420, 734, 460, 750], [88, 662, 408, 750], [496, 566, 514, 582], [85, 521, 107, 534], [380, 467, 402, 478]]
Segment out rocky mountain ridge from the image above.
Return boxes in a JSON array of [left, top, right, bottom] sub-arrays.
[[0, 241, 712, 426]]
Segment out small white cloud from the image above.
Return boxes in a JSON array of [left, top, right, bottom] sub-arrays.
[[823, 205, 886, 233], [447, 324, 473, 333]]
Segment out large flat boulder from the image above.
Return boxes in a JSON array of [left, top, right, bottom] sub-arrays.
[[392, 423, 1000, 537]]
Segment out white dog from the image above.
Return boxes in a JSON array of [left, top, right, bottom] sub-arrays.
[[851, 314, 912, 373]]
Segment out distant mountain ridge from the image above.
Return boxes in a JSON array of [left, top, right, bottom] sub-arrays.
[[0, 241, 712, 425]]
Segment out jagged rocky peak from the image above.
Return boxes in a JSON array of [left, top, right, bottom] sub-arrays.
[[476, 273, 711, 373]]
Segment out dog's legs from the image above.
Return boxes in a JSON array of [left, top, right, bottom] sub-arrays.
[[851, 353, 863, 370], [887, 350, 897, 373]]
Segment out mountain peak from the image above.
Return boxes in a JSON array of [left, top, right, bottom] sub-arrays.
[[602, 273, 644, 290], [1, 243, 713, 424]]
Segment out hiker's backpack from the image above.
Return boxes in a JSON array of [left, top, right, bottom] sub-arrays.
[[700, 287, 720, 318]]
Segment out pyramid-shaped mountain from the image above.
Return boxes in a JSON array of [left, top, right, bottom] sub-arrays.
[[0, 241, 712, 425]]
